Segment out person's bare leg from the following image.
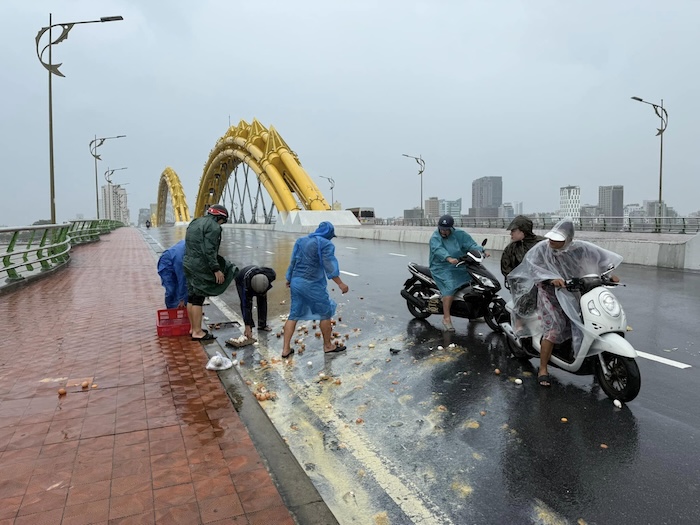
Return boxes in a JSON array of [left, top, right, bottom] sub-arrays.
[[282, 319, 297, 357], [190, 304, 206, 338], [538, 339, 554, 386], [442, 296, 454, 323], [186, 302, 193, 335], [320, 319, 336, 352]]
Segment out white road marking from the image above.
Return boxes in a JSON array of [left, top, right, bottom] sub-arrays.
[[211, 304, 454, 524], [345, 246, 357, 250], [636, 350, 692, 369], [265, 250, 275, 254], [245, 245, 253, 249], [388, 252, 406, 257], [340, 270, 359, 277]]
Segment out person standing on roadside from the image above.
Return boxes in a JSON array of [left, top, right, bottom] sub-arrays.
[[281, 221, 348, 358], [235, 265, 277, 340], [183, 204, 238, 341]]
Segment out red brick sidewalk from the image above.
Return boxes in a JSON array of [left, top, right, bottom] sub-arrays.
[[0, 228, 295, 525]]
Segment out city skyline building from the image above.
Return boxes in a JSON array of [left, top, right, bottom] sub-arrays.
[[440, 197, 462, 217], [559, 185, 581, 219], [470, 176, 502, 217]]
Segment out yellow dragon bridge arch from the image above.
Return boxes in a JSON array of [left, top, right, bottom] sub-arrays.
[[154, 167, 191, 226], [194, 119, 331, 220]]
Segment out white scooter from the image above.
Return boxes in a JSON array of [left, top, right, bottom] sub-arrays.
[[501, 271, 641, 402]]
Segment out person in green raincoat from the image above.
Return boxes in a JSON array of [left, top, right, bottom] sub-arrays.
[[429, 214, 487, 332], [183, 204, 238, 341]]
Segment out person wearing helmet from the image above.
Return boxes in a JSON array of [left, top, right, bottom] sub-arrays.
[[507, 218, 622, 387], [500, 215, 545, 280], [234, 265, 277, 340], [183, 204, 238, 341], [429, 214, 487, 332]]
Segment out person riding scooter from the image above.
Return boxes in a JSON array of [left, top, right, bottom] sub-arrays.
[[507, 219, 622, 387]]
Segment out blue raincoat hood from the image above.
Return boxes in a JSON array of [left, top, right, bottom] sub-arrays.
[[310, 221, 336, 239]]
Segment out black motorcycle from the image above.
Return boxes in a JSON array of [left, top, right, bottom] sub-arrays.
[[400, 241, 509, 333]]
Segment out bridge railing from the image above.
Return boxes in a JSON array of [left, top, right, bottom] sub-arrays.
[[1, 220, 123, 290], [372, 216, 700, 234]]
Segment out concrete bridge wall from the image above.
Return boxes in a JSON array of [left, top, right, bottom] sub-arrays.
[[237, 222, 699, 271]]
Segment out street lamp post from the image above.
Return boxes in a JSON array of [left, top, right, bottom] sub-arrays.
[[90, 135, 126, 219], [104, 167, 127, 221], [319, 176, 335, 209], [631, 96, 668, 232], [35, 14, 123, 223], [402, 154, 426, 222]]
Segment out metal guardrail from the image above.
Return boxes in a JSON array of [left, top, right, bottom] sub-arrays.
[[1, 220, 123, 288], [374, 216, 700, 234]]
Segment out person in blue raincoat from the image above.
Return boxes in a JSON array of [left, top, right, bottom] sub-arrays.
[[281, 221, 349, 358], [429, 214, 487, 332], [157, 240, 188, 309]]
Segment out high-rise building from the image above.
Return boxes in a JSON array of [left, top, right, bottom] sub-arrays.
[[439, 198, 462, 217], [499, 203, 515, 219], [559, 185, 580, 219], [425, 197, 440, 219], [598, 185, 624, 228], [101, 184, 130, 224], [512, 201, 524, 215], [470, 176, 502, 217]]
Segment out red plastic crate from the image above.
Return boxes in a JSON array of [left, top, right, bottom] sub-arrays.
[[156, 308, 191, 337]]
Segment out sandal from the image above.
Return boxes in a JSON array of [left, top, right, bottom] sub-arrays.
[[192, 332, 216, 342], [537, 374, 552, 387], [282, 348, 295, 358], [259, 326, 273, 332]]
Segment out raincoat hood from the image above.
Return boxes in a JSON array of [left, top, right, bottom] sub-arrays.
[[310, 221, 336, 239], [506, 215, 534, 235], [545, 219, 575, 248]]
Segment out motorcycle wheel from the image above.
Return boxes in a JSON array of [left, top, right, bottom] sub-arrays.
[[594, 353, 641, 402], [483, 297, 508, 333], [405, 287, 432, 320]]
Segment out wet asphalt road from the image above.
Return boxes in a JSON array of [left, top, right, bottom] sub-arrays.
[[146, 226, 700, 525]]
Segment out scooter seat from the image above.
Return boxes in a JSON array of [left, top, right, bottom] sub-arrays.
[[411, 263, 432, 278]]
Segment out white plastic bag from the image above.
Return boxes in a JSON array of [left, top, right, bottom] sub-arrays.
[[206, 351, 233, 371]]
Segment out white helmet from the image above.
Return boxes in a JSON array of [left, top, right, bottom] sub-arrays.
[[251, 274, 269, 294]]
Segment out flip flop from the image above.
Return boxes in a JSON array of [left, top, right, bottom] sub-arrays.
[[324, 345, 347, 354], [282, 348, 295, 358], [537, 374, 552, 387], [192, 332, 216, 341], [259, 326, 273, 332]]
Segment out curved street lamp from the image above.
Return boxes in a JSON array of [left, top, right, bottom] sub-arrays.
[[631, 96, 668, 231], [319, 176, 335, 209], [90, 135, 126, 219], [402, 154, 426, 221], [35, 13, 123, 223], [104, 166, 128, 184]]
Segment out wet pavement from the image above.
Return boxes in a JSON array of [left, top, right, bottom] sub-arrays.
[[0, 228, 302, 525], [150, 226, 700, 524]]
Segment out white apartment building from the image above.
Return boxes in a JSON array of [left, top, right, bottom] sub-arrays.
[[559, 185, 581, 219]]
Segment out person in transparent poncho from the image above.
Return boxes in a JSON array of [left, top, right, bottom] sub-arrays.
[[506, 219, 622, 387]]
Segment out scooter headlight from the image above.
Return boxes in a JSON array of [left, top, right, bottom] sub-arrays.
[[474, 274, 495, 288], [598, 291, 621, 317]]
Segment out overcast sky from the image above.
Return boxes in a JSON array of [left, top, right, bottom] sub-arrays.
[[2, 0, 699, 226]]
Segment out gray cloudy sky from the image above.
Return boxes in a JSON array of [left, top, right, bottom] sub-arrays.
[[2, 0, 699, 226]]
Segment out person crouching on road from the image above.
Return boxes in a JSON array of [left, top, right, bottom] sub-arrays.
[[183, 204, 238, 341], [282, 221, 349, 358], [235, 265, 276, 340], [157, 240, 188, 309]]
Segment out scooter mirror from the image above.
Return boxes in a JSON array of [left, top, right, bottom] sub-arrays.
[[481, 239, 488, 247]]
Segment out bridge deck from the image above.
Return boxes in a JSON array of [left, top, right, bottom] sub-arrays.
[[0, 228, 294, 524]]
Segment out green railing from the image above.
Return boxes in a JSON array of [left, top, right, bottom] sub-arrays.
[[0, 220, 123, 289]]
